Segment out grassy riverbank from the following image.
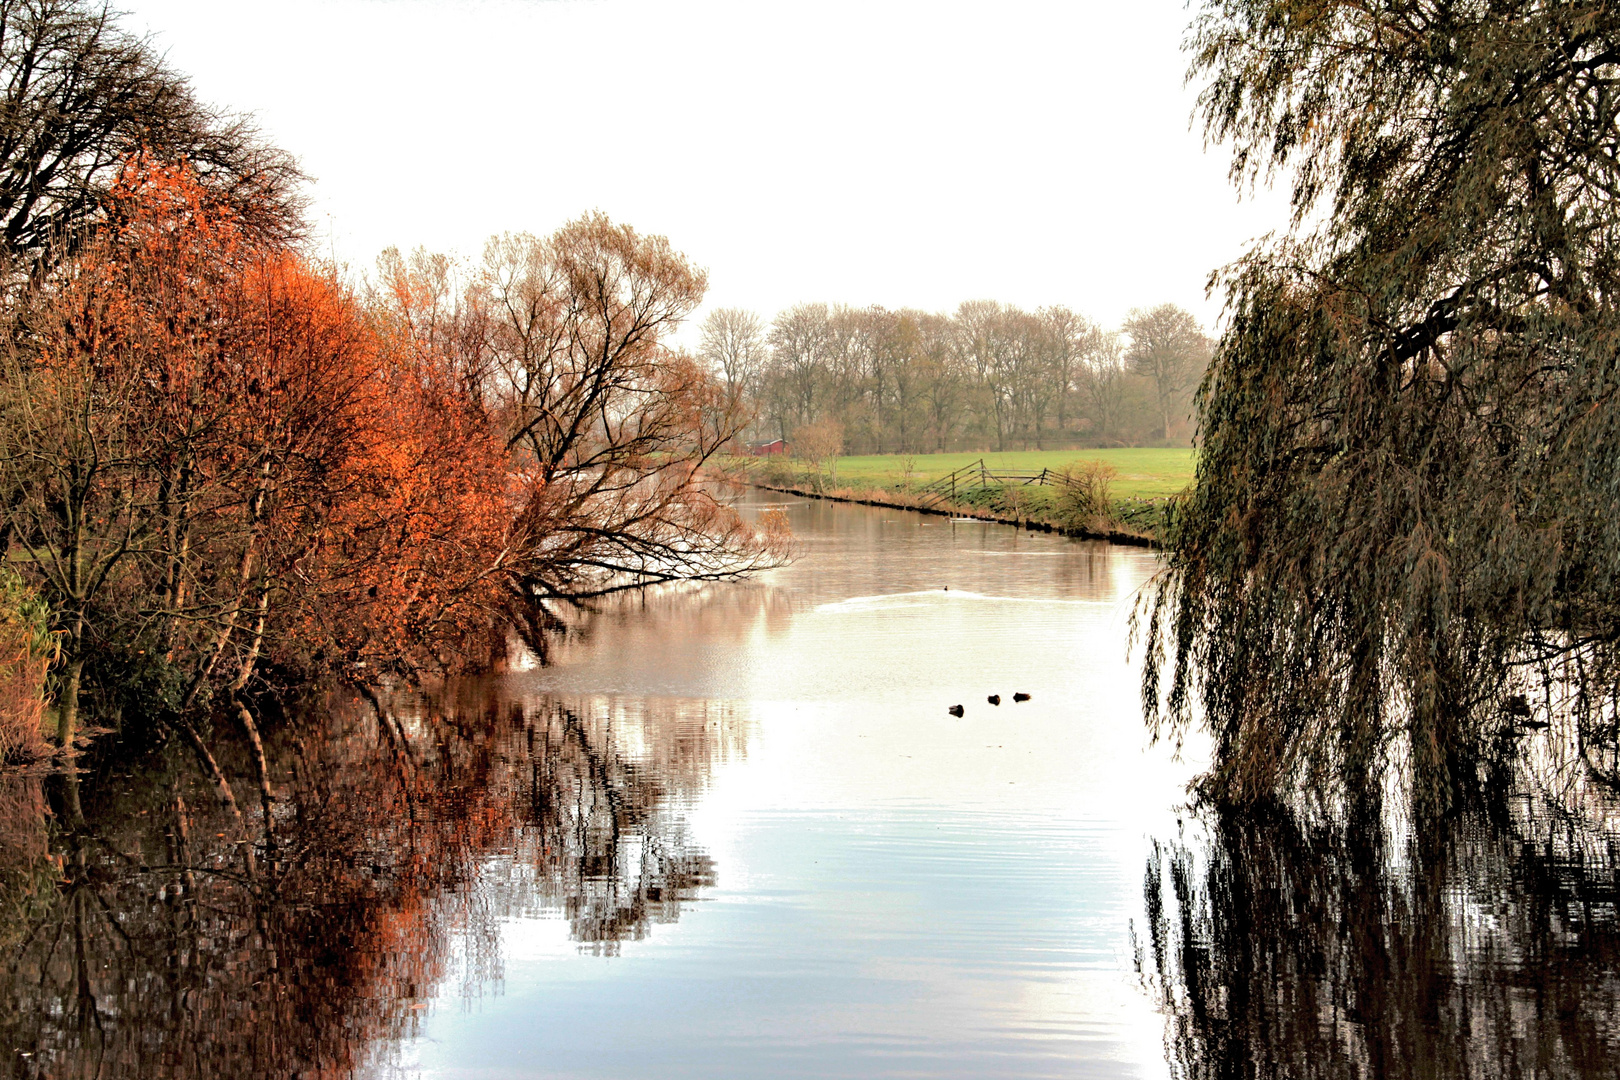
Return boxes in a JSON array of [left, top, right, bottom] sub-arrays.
[[832, 449, 1194, 498], [722, 448, 1195, 544]]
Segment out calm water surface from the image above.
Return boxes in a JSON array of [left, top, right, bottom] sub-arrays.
[[389, 492, 1193, 1079], [6, 491, 1620, 1078]]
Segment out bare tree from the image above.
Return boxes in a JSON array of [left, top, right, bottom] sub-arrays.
[[833, 306, 883, 451], [878, 309, 927, 454], [1002, 308, 1055, 449], [466, 214, 787, 621], [697, 307, 767, 401], [1038, 305, 1094, 441], [954, 300, 1025, 449], [1081, 330, 1129, 446], [766, 303, 835, 438], [791, 418, 844, 490], [0, 0, 305, 281], [916, 313, 965, 451], [1123, 303, 1209, 441]]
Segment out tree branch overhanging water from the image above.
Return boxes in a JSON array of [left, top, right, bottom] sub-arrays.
[[1144, 0, 1620, 812]]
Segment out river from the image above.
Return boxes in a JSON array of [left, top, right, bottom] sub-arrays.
[[3, 490, 1620, 1078]]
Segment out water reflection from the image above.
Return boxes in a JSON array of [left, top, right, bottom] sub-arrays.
[[23, 490, 1608, 1079], [0, 689, 739, 1078], [531, 494, 1134, 694], [1139, 799, 1620, 1079], [482, 695, 737, 952], [0, 490, 1206, 1080], [385, 493, 1189, 1080]]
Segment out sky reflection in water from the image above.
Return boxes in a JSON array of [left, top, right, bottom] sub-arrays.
[[9, 492, 1620, 1077], [391, 492, 1189, 1079]]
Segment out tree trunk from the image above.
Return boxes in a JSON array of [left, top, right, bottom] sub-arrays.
[[55, 616, 84, 748], [234, 694, 276, 857]]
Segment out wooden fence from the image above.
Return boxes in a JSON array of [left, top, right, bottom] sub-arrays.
[[912, 459, 1063, 508]]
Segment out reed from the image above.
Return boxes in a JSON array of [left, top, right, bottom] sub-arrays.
[[0, 570, 56, 763]]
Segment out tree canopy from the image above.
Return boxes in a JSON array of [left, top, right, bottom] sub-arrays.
[[1144, 0, 1620, 811], [0, 0, 304, 279], [1124, 303, 1211, 440]]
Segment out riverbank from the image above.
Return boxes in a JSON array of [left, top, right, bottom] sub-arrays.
[[718, 452, 1177, 546], [747, 478, 1162, 546]]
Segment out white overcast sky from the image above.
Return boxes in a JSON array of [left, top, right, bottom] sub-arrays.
[[120, 0, 1289, 335]]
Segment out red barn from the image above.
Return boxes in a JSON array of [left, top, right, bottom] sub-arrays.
[[749, 439, 789, 457]]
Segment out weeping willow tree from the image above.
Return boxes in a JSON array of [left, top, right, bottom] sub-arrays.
[[1144, 1, 1620, 811]]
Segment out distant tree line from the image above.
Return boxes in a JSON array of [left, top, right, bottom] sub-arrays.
[[699, 300, 1213, 454]]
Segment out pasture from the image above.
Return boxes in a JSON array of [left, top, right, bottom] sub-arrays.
[[828, 449, 1195, 500]]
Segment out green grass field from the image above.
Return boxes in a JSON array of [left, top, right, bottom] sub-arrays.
[[828, 448, 1196, 500]]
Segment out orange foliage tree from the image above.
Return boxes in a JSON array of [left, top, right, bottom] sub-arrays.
[[377, 217, 790, 656], [279, 289, 517, 674], [0, 159, 516, 759], [0, 155, 785, 820]]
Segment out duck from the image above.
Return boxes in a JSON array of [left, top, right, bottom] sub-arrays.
[[1013, 692, 1030, 702], [987, 694, 1001, 706], [947, 704, 965, 717]]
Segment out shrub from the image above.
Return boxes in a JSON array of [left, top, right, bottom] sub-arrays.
[[1054, 460, 1118, 528]]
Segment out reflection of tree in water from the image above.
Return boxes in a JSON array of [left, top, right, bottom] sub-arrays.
[[530, 577, 798, 665], [434, 690, 736, 954], [0, 688, 742, 1077], [1138, 797, 1620, 1079]]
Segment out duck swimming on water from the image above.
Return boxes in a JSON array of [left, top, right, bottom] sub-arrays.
[[987, 694, 1001, 706], [947, 704, 965, 717]]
